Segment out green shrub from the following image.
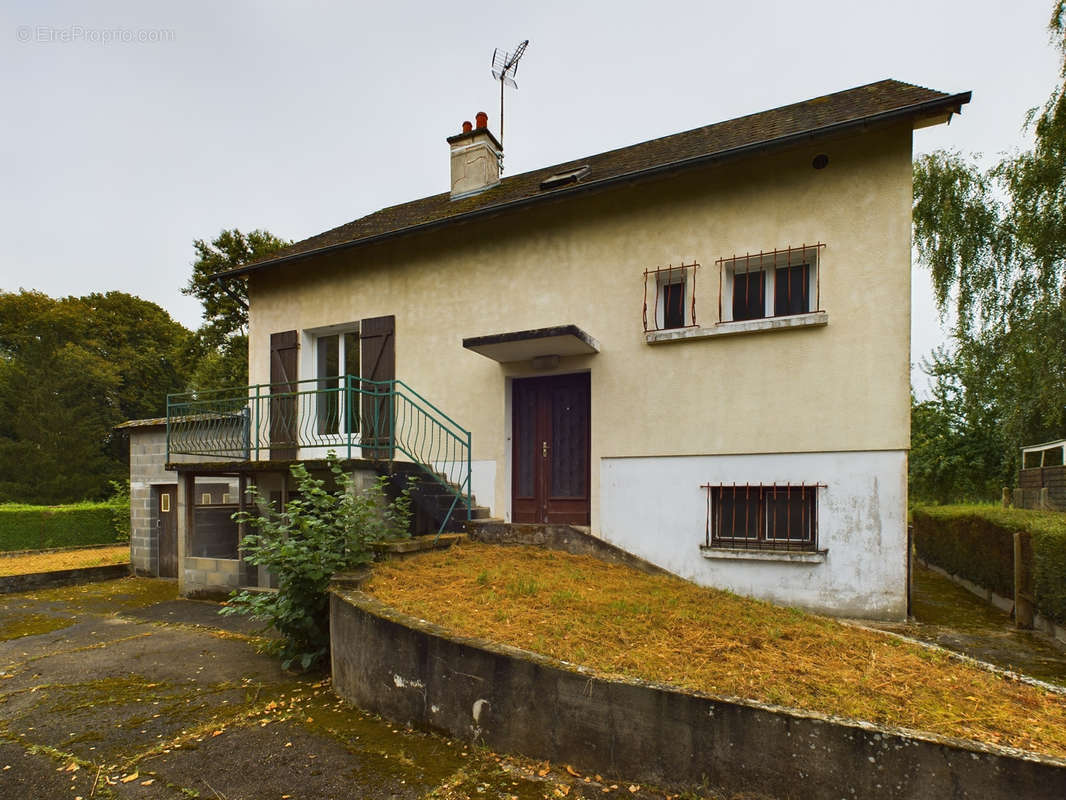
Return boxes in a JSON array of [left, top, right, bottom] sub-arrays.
[[107, 480, 131, 542], [0, 500, 124, 551], [1033, 526, 1066, 626], [221, 456, 412, 671], [912, 504, 1066, 625], [911, 506, 1015, 597]]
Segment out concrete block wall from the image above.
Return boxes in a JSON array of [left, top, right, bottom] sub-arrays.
[[128, 428, 173, 575], [183, 556, 241, 596], [126, 424, 231, 578]]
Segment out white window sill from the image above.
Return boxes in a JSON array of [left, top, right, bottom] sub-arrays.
[[645, 311, 828, 344], [699, 545, 827, 564]]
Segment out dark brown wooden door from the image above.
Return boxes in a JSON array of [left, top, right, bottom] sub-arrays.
[[156, 485, 177, 578], [270, 330, 299, 459], [512, 373, 590, 525]]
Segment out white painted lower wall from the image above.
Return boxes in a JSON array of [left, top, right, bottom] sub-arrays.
[[599, 450, 908, 620]]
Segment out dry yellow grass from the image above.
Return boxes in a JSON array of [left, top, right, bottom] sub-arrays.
[[0, 545, 129, 577], [368, 542, 1066, 758]]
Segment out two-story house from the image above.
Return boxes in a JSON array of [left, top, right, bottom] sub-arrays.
[[156, 79, 969, 619]]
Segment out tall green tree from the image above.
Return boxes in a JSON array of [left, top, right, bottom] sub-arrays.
[[183, 228, 289, 389], [911, 3, 1066, 495], [0, 290, 193, 503]]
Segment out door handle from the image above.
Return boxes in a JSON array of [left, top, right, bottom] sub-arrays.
[[542, 441, 547, 458]]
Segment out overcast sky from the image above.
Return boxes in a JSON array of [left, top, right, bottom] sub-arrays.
[[2, 0, 1061, 393]]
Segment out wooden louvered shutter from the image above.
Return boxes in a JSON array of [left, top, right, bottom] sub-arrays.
[[359, 315, 395, 459], [269, 331, 299, 459]]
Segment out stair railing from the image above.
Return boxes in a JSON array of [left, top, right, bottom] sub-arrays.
[[386, 379, 472, 536], [167, 377, 472, 535]]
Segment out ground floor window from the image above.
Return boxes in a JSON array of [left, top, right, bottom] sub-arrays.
[[704, 483, 821, 551]]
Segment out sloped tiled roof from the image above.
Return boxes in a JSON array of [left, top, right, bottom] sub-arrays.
[[224, 79, 969, 278]]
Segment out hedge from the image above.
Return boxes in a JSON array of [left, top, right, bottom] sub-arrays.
[[912, 504, 1066, 626], [0, 501, 128, 552]]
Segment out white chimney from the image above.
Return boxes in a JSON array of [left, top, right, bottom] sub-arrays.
[[447, 111, 502, 199]]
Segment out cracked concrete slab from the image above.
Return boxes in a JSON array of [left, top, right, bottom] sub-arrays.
[[0, 576, 713, 800]]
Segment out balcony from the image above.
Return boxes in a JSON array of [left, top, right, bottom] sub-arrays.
[[166, 377, 473, 532]]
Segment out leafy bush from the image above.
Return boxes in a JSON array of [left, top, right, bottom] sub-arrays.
[[0, 501, 125, 551], [912, 504, 1066, 625], [222, 456, 412, 671]]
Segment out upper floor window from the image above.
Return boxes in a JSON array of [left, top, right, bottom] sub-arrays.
[[642, 262, 700, 331], [718, 244, 823, 323], [314, 327, 360, 436]]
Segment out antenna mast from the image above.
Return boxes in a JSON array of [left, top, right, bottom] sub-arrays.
[[491, 39, 528, 148]]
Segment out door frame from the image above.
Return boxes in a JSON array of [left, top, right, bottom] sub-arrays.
[[153, 484, 178, 578], [509, 371, 591, 525]]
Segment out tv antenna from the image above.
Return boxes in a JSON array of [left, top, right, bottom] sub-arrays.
[[491, 39, 528, 148]]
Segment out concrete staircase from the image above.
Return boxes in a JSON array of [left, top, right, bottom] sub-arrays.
[[383, 461, 491, 535]]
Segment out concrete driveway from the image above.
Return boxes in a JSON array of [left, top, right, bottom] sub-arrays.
[[0, 577, 720, 800]]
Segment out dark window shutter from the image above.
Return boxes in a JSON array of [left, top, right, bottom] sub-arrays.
[[360, 315, 395, 458], [269, 331, 299, 459]]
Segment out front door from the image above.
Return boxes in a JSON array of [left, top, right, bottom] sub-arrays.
[[156, 485, 177, 578], [512, 373, 590, 525]]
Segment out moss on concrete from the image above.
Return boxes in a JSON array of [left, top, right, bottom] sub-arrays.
[[0, 613, 73, 641]]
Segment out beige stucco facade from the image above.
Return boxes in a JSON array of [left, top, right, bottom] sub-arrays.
[[247, 122, 913, 534]]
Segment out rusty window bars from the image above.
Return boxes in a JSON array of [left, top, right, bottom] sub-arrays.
[[701, 482, 826, 552], [716, 243, 825, 324], [643, 262, 700, 332]]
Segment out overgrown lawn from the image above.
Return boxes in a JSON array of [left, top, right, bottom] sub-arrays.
[[0, 545, 130, 577], [368, 543, 1066, 757]]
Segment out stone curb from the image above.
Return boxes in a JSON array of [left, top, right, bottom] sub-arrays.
[[0, 563, 131, 595]]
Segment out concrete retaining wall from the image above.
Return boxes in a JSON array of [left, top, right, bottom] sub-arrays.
[[0, 564, 131, 595], [331, 588, 1066, 799]]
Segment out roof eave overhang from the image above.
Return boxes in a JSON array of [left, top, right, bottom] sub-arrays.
[[217, 91, 972, 281]]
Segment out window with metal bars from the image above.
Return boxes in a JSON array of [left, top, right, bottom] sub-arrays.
[[642, 262, 699, 331], [717, 244, 823, 323], [703, 483, 821, 551]]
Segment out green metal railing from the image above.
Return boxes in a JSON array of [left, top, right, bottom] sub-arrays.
[[166, 377, 472, 531]]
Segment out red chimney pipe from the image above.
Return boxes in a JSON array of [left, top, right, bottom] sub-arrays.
[[461, 120, 472, 133], [475, 111, 488, 130]]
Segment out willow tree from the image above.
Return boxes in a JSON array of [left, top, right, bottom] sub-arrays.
[[911, 2, 1066, 498]]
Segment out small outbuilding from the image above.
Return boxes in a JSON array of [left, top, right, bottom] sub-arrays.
[[1017, 439, 1066, 510]]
